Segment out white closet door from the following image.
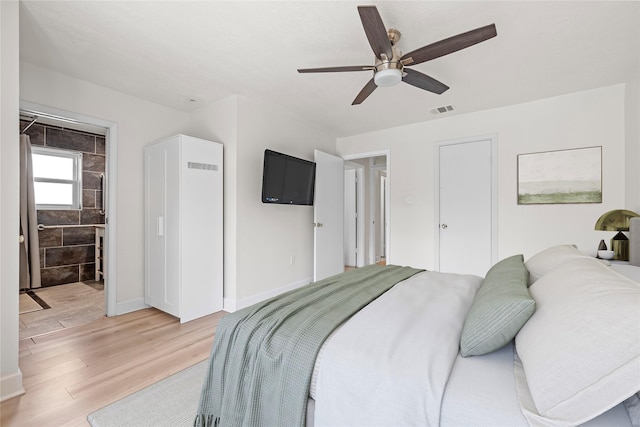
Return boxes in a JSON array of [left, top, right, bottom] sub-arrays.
[[144, 143, 172, 313], [438, 139, 494, 277], [145, 135, 223, 323]]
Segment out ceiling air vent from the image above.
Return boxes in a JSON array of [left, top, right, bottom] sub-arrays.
[[430, 105, 455, 115]]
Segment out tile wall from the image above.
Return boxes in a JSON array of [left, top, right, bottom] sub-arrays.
[[21, 120, 106, 287]]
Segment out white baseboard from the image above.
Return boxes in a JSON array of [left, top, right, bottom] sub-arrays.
[[115, 297, 148, 316], [114, 278, 313, 316], [0, 369, 25, 402], [222, 298, 237, 313], [223, 277, 313, 313]]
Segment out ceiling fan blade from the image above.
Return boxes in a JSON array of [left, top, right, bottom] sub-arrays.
[[298, 65, 374, 73], [358, 6, 393, 60], [352, 78, 377, 105], [402, 68, 449, 94], [400, 24, 497, 66]]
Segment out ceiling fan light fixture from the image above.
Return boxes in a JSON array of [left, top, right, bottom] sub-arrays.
[[297, 6, 497, 104], [374, 68, 403, 87]]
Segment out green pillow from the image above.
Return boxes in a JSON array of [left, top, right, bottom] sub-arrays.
[[460, 254, 535, 357]]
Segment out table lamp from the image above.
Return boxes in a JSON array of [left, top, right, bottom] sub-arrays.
[[594, 209, 640, 261]]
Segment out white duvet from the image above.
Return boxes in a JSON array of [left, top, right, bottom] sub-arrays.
[[311, 270, 482, 427]]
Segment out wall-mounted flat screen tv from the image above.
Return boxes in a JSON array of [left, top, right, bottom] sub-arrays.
[[262, 149, 316, 205]]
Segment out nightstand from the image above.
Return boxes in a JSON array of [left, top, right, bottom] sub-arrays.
[[609, 262, 640, 282]]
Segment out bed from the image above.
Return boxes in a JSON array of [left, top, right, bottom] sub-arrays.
[[195, 245, 640, 427]]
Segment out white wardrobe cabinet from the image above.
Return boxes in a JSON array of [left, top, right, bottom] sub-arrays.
[[144, 134, 223, 323]]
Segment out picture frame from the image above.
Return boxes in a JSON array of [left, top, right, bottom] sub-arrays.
[[517, 146, 602, 205]]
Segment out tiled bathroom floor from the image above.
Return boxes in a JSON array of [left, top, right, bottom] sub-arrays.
[[19, 281, 104, 340]]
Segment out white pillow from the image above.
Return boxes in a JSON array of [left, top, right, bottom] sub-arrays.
[[524, 245, 592, 285], [515, 257, 640, 425]]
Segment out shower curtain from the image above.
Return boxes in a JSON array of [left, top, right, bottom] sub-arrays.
[[19, 134, 41, 290]]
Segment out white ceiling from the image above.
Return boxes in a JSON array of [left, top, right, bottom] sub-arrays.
[[19, 1, 640, 138]]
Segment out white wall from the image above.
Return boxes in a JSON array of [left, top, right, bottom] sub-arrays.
[[1, 0, 25, 402], [337, 85, 629, 268], [235, 97, 337, 301], [625, 76, 640, 212], [19, 63, 190, 308], [189, 96, 336, 309]]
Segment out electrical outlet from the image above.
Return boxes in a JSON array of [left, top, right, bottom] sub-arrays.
[[290, 255, 295, 265]]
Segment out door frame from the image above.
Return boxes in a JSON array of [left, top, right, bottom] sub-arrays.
[[343, 150, 391, 265], [344, 161, 365, 267], [379, 171, 387, 262], [20, 100, 118, 316], [370, 164, 388, 264], [433, 134, 498, 271]]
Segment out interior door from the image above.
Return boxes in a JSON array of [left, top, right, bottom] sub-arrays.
[[438, 138, 494, 276], [314, 150, 344, 281], [344, 168, 357, 267]]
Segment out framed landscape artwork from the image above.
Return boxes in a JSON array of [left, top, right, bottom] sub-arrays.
[[517, 146, 602, 205]]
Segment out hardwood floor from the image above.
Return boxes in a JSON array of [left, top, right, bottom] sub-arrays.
[[344, 259, 387, 271], [1, 308, 225, 427]]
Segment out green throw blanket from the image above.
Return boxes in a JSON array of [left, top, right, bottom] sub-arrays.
[[194, 264, 423, 427]]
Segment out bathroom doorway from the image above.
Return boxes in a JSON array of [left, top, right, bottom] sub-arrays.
[[18, 102, 117, 338]]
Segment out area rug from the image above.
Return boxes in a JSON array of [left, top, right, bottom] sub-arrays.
[[19, 292, 43, 314], [87, 361, 207, 427]]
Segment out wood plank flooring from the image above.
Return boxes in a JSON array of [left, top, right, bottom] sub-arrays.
[[1, 308, 225, 427]]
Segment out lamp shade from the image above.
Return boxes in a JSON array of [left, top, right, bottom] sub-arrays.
[[594, 209, 640, 231]]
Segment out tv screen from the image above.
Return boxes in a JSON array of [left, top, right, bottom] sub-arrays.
[[262, 149, 316, 205]]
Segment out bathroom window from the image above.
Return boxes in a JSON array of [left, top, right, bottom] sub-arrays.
[[31, 146, 83, 210]]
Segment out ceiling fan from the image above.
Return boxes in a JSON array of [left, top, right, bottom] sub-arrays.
[[297, 6, 497, 105]]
